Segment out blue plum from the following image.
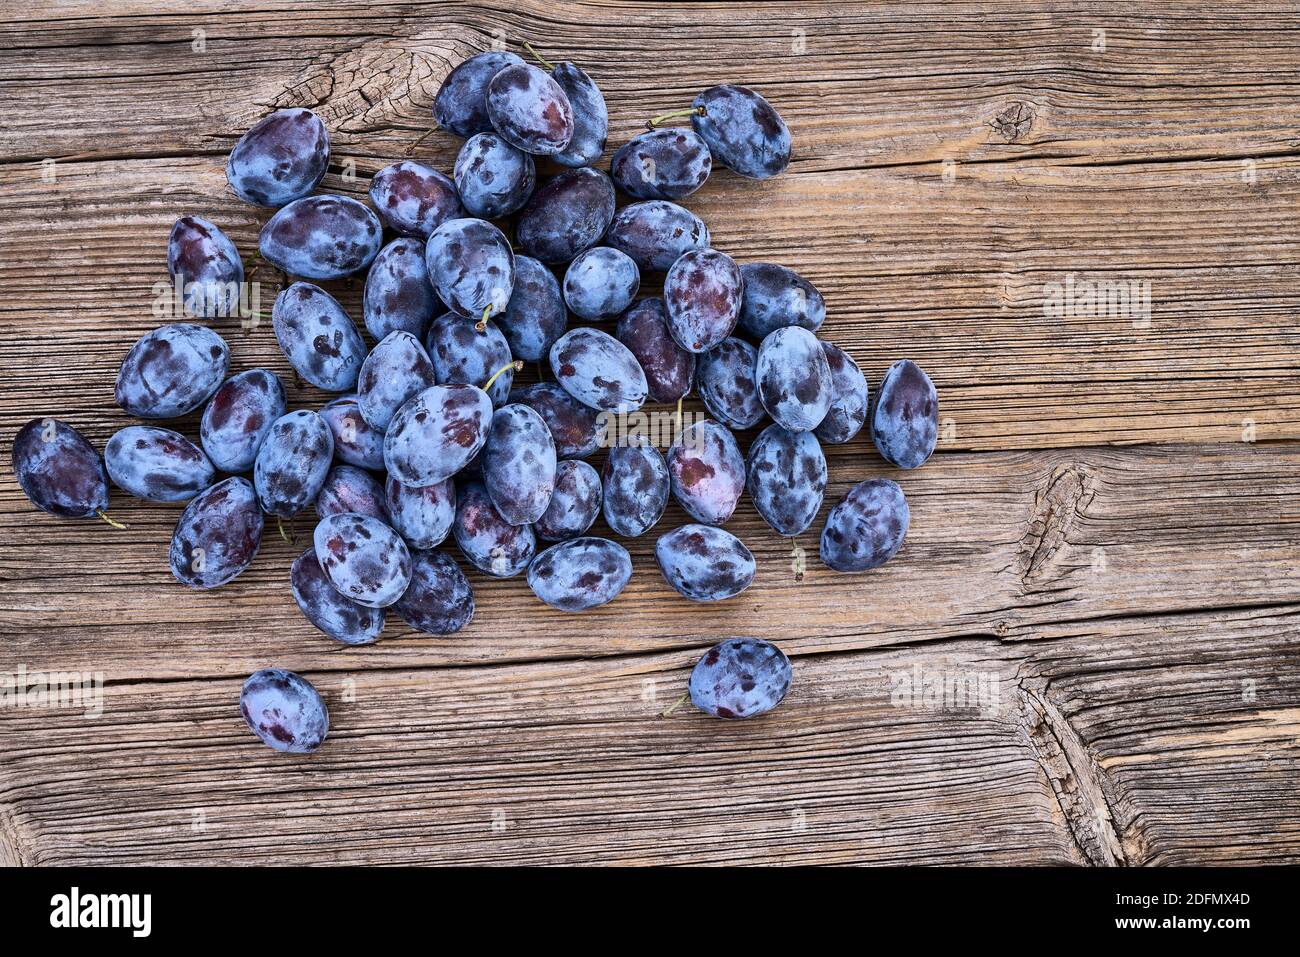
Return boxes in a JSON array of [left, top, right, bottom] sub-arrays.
[[363, 238, 441, 341], [691, 85, 790, 180], [815, 342, 869, 445], [454, 133, 536, 219], [240, 669, 329, 754], [535, 459, 601, 541], [115, 323, 229, 419], [756, 326, 831, 432], [689, 638, 792, 719], [602, 444, 669, 538], [319, 394, 384, 471], [291, 547, 385, 645], [356, 330, 437, 431], [393, 550, 475, 635], [272, 282, 367, 392], [746, 424, 826, 537], [385, 475, 455, 549], [425, 312, 514, 406], [12, 418, 108, 519], [453, 479, 536, 578], [384, 384, 493, 487], [226, 108, 329, 207], [482, 403, 557, 525], [697, 337, 764, 430], [369, 160, 464, 238], [200, 369, 286, 473], [259, 195, 382, 281], [105, 426, 214, 503], [434, 51, 526, 137], [737, 262, 825, 340], [615, 298, 694, 405], [527, 537, 631, 611], [604, 200, 710, 273], [871, 359, 938, 469], [316, 465, 388, 521], [168, 216, 245, 318], [610, 128, 711, 200], [664, 248, 743, 354], [313, 512, 412, 608], [485, 63, 574, 155], [551, 61, 608, 168], [549, 327, 647, 412], [425, 218, 515, 321], [820, 479, 909, 573], [655, 524, 755, 602], [668, 420, 745, 526], [170, 476, 263, 588], [509, 382, 601, 459], [253, 410, 334, 517], [516, 167, 615, 264], [563, 247, 640, 321], [496, 255, 566, 363]]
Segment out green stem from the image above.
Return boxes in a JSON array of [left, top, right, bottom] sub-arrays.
[[660, 692, 689, 718], [482, 359, 523, 394], [475, 303, 492, 333], [647, 105, 705, 130], [97, 510, 127, 529], [523, 41, 555, 72]]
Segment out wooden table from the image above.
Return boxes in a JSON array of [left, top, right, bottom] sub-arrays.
[[1, 1, 1297, 866]]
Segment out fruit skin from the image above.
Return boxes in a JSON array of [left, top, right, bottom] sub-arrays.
[[356, 330, 437, 431], [819, 478, 909, 573], [290, 547, 385, 645], [105, 426, 215, 503], [393, 550, 475, 635], [615, 298, 695, 405], [168, 216, 245, 318], [363, 237, 441, 341], [563, 247, 640, 321], [425, 217, 515, 321], [316, 465, 389, 521], [655, 524, 755, 602], [384, 475, 455, 550], [313, 512, 413, 608], [602, 444, 669, 538], [369, 160, 464, 238], [755, 326, 832, 432], [664, 248, 743, 354], [746, 424, 826, 537], [610, 127, 711, 200], [815, 342, 869, 445], [240, 669, 329, 754], [453, 479, 536, 578], [201, 369, 287, 473], [870, 359, 938, 470], [319, 394, 384, 471], [689, 638, 792, 719], [226, 108, 329, 207], [434, 51, 526, 137], [509, 382, 601, 459], [697, 337, 764, 430], [115, 323, 229, 420], [258, 195, 382, 281], [253, 410, 335, 518], [535, 460, 601, 541], [170, 476, 264, 588], [528, 537, 632, 611], [549, 327, 648, 413], [668, 420, 745, 526], [454, 132, 536, 219], [486, 63, 574, 155], [384, 384, 493, 488], [496, 255, 567, 363], [737, 262, 825, 340], [272, 282, 367, 392], [482, 403, 557, 526], [425, 312, 514, 407], [691, 84, 791, 180], [550, 62, 608, 168], [12, 418, 109, 518], [516, 167, 616, 265], [604, 200, 710, 273]]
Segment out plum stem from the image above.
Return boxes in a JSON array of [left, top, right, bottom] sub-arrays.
[[96, 510, 126, 529], [660, 692, 689, 718], [475, 304, 492, 333], [405, 128, 436, 155], [522, 42, 555, 72], [790, 537, 806, 583], [482, 359, 523, 394], [675, 395, 683, 436], [647, 105, 705, 130], [277, 516, 295, 545]]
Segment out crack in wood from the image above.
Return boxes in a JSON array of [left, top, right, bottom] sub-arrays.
[[1017, 464, 1096, 591], [0, 806, 28, 867]]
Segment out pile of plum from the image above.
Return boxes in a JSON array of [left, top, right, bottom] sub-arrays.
[[11, 47, 938, 750]]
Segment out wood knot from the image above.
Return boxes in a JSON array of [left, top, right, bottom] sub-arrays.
[[1017, 464, 1095, 589], [991, 101, 1034, 142]]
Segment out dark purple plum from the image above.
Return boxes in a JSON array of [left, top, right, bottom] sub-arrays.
[[746, 424, 826, 537], [527, 537, 631, 611], [820, 479, 909, 572], [737, 262, 825, 340], [226, 108, 329, 207], [313, 512, 412, 608], [115, 323, 229, 420], [291, 547, 385, 645], [664, 248, 742, 354], [655, 524, 755, 602], [496, 255, 566, 363], [482, 404, 557, 525], [201, 369, 286, 473], [393, 550, 475, 635], [168, 216, 244, 318], [697, 337, 764, 430], [425, 217, 515, 322], [691, 84, 790, 180], [549, 327, 647, 412], [363, 238, 441, 341], [610, 128, 711, 200], [384, 384, 493, 487], [316, 465, 388, 521], [454, 133, 536, 219], [356, 330, 437, 431], [170, 476, 263, 588], [563, 247, 639, 321], [319, 394, 384, 471], [516, 167, 615, 264], [756, 326, 832, 432], [369, 160, 463, 238], [615, 298, 694, 405], [668, 420, 745, 526], [434, 51, 526, 137], [12, 418, 108, 519], [385, 475, 455, 549], [604, 200, 710, 273], [551, 61, 608, 168], [485, 63, 574, 155], [602, 444, 669, 538], [453, 479, 536, 578], [815, 342, 869, 445], [509, 382, 601, 459], [258, 195, 382, 281], [105, 426, 214, 503], [689, 638, 792, 719], [425, 312, 514, 406], [272, 282, 366, 392], [253, 410, 334, 517], [240, 669, 329, 753], [871, 359, 938, 470], [535, 460, 601, 541]]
